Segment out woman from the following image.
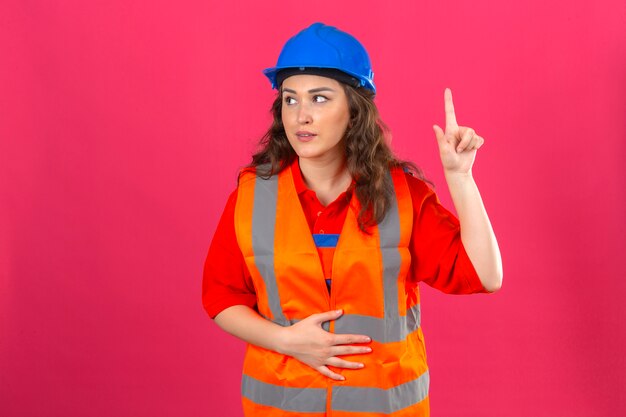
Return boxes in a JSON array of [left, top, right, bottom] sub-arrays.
[[203, 22, 502, 417]]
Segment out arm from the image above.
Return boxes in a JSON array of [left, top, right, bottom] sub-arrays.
[[444, 172, 502, 292], [433, 88, 503, 292], [214, 306, 372, 381]]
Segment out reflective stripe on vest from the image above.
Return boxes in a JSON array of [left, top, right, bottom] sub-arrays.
[[332, 369, 430, 413], [242, 374, 327, 413], [235, 165, 429, 416], [249, 173, 287, 324], [241, 370, 429, 414]]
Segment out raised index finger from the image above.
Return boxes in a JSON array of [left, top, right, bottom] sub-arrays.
[[444, 88, 458, 129]]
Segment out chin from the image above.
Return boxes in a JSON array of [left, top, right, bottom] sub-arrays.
[[292, 147, 321, 160], [295, 153, 320, 161]]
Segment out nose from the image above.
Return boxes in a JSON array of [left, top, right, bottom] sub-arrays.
[[297, 102, 313, 125]]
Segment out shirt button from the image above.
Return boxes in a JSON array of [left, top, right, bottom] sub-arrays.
[[319, 230, 325, 234], [317, 211, 322, 217]]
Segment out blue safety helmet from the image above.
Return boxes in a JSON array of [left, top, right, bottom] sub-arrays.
[[263, 22, 376, 93]]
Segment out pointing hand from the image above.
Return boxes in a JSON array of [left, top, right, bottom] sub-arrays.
[[432, 88, 485, 175]]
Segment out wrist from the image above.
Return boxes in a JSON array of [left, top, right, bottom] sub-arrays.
[[444, 170, 473, 182], [273, 325, 290, 355]]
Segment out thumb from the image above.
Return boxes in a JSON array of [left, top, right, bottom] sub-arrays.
[[432, 124, 445, 143], [311, 309, 343, 325]]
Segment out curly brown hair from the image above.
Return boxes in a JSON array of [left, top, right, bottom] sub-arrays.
[[247, 83, 430, 233]]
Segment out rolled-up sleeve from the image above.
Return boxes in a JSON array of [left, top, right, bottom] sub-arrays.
[[406, 174, 487, 295], [202, 190, 257, 319]]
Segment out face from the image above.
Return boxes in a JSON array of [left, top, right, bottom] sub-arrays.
[[281, 74, 351, 163]]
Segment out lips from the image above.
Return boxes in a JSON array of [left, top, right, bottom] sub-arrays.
[[296, 131, 317, 142]]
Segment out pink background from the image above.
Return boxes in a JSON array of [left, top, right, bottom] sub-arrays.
[[1, 1, 625, 416]]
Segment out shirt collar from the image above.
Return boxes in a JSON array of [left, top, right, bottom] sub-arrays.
[[289, 158, 356, 197], [290, 158, 309, 196]]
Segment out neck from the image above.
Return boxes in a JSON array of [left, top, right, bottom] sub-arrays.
[[299, 155, 352, 192]]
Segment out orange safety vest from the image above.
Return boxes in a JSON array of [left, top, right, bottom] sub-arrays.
[[234, 164, 430, 416]]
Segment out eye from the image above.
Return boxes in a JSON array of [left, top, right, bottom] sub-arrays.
[[284, 96, 296, 105], [313, 95, 328, 103]]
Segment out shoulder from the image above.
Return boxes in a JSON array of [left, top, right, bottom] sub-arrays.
[[237, 163, 285, 186], [237, 166, 258, 186], [221, 166, 254, 211], [388, 165, 434, 196], [401, 171, 437, 206], [215, 187, 239, 221]]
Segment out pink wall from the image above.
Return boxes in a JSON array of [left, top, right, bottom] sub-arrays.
[[1, 1, 625, 416]]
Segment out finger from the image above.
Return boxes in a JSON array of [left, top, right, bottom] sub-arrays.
[[317, 365, 345, 381], [474, 135, 485, 150], [432, 124, 445, 144], [444, 88, 458, 129], [465, 136, 477, 152], [326, 357, 365, 370], [457, 127, 475, 152], [329, 345, 372, 356], [310, 309, 343, 325], [465, 134, 482, 151], [332, 333, 372, 345]]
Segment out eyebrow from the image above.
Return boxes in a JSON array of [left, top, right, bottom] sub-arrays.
[[281, 87, 337, 94]]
